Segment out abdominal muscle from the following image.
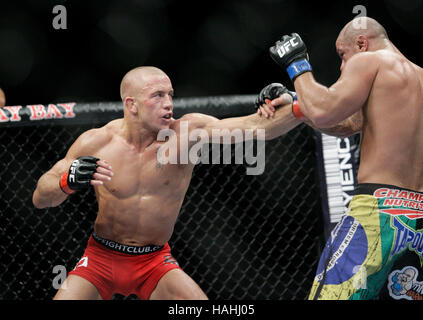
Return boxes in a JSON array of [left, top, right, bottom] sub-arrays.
[[93, 191, 186, 246]]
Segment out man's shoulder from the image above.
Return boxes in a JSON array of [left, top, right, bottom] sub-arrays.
[[343, 51, 381, 77], [103, 118, 123, 133], [373, 49, 417, 71], [349, 51, 381, 66], [375, 49, 423, 82], [78, 119, 120, 145]]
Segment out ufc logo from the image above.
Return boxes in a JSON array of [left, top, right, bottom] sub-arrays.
[[277, 38, 299, 58], [69, 172, 76, 183], [69, 160, 79, 183]]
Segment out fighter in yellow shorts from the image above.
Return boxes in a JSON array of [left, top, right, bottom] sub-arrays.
[[309, 183, 423, 299], [256, 17, 423, 299]]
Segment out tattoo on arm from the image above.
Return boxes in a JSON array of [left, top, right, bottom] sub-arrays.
[[316, 111, 363, 138]]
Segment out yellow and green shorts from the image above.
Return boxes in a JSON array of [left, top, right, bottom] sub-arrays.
[[309, 183, 423, 300]]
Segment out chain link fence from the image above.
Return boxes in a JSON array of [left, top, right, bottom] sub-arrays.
[[0, 101, 325, 300]]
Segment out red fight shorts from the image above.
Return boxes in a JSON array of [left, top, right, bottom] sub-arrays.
[[68, 232, 181, 300]]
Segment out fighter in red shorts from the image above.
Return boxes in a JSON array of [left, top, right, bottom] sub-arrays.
[[32, 66, 301, 300], [69, 231, 180, 300]]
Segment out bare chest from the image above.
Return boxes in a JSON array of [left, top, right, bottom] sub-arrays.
[[96, 139, 192, 198]]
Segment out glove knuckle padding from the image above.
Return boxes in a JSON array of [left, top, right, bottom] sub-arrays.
[[255, 83, 290, 109], [271, 33, 306, 62], [79, 156, 99, 163], [68, 156, 99, 190]]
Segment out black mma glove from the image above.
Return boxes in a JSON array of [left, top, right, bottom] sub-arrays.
[[269, 33, 312, 82], [255, 83, 292, 109], [255, 83, 305, 120], [59, 156, 99, 194]]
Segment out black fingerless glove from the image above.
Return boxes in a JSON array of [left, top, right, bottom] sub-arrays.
[[255, 83, 291, 109], [59, 156, 99, 194]]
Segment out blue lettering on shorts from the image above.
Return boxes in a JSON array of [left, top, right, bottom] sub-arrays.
[[315, 215, 368, 284], [391, 217, 423, 260]]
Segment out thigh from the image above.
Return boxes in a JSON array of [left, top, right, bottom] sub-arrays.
[[149, 269, 208, 300], [53, 274, 102, 300], [309, 196, 393, 300]]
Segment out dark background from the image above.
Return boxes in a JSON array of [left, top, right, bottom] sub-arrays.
[[0, 0, 422, 106]]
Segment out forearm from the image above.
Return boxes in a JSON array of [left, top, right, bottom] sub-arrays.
[[202, 100, 300, 143], [318, 119, 361, 138], [253, 92, 301, 140], [227, 104, 301, 141], [293, 73, 333, 126], [258, 104, 302, 140], [306, 111, 363, 138], [33, 172, 68, 209]]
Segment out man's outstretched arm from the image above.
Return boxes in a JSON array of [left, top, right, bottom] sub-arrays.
[[183, 93, 301, 143]]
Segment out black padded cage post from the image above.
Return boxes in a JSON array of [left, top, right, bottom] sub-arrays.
[[0, 95, 324, 300]]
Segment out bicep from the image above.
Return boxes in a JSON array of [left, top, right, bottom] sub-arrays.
[[325, 55, 377, 123], [329, 71, 372, 115], [296, 53, 377, 128]]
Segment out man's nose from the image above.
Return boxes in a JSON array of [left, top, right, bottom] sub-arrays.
[[163, 97, 173, 110]]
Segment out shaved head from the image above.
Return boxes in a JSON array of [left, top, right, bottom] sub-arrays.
[[335, 17, 390, 71], [120, 66, 168, 101], [338, 17, 388, 44]]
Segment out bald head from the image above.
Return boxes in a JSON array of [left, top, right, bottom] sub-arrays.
[[338, 17, 388, 45], [120, 66, 169, 101]]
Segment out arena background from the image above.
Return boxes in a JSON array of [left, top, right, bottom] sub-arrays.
[[1, 0, 423, 301]]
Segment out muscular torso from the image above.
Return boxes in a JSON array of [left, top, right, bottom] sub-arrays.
[[358, 50, 423, 190], [92, 119, 195, 246]]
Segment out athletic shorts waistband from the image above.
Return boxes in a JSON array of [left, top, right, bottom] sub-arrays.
[[91, 232, 164, 255], [354, 183, 423, 199]]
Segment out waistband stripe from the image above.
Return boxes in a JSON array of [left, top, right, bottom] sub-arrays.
[[92, 232, 163, 255]]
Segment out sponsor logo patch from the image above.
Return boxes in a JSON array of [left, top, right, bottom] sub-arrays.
[[390, 218, 423, 260], [388, 266, 423, 300], [374, 188, 423, 219]]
